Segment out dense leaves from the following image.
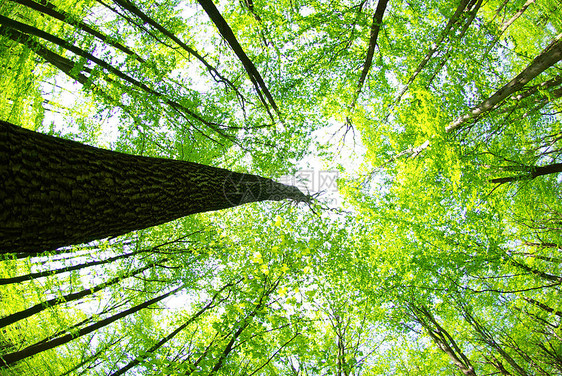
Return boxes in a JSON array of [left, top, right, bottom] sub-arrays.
[[1, 0, 561, 374]]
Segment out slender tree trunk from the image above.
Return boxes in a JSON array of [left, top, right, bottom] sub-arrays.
[[509, 259, 562, 283], [37, 298, 131, 346], [109, 283, 232, 376], [461, 306, 529, 376], [0, 257, 168, 328], [490, 162, 562, 184], [446, 33, 562, 133], [522, 297, 562, 318], [0, 15, 227, 135], [523, 240, 562, 251], [1, 27, 144, 130], [393, 33, 562, 160], [408, 304, 477, 376], [426, 0, 483, 88], [0, 26, 90, 85], [392, 0, 473, 107], [483, 0, 536, 58], [208, 278, 278, 375], [105, 0, 238, 93], [9, 0, 145, 63], [0, 286, 182, 368], [196, 0, 279, 118], [0, 249, 146, 285], [0, 121, 309, 253], [61, 336, 124, 376], [352, 0, 388, 108]]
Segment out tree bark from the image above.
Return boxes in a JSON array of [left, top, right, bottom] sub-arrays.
[[0, 121, 309, 253], [61, 336, 123, 376], [483, 0, 536, 58], [522, 297, 562, 318], [461, 306, 529, 376], [208, 278, 278, 375], [426, 0, 483, 88], [509, 258, 562, 283]]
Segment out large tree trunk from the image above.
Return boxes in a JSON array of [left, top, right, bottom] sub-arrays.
[[0, 121, 309, 254]]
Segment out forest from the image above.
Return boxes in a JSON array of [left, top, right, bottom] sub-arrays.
[[0, 0, 561, 374]]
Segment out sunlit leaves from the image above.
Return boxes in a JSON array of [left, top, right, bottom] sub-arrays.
[[1, 0, 562, 374]]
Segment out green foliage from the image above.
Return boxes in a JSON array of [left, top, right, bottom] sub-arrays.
[[1, 0, 562, 374]]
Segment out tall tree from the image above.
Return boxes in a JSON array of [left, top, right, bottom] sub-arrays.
[[0, 120, 309, 253]]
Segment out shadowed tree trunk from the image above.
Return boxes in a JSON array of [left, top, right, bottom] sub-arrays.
[[196, 0, 279, 118], [0, 121, 309, 254], [490, 163, 562, 184], [109, 282, 233, 376], [351, 0, 388, 109], [0, 285, 183, 368], [0, 257, 169, 328]]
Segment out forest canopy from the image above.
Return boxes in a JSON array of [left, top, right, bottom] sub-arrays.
[[0, 0, 561, 374]]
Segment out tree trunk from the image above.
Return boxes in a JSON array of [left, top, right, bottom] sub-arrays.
[[104, 0, 237, 93], [0, 121, 309, 253], [490, 162, 562, 184], [196, 0, 279, 118], [408, 304, 477, 376], [0, 257, 168, 328], [352, 0, 388, 108], [0, 26, 90, 85], [446, 33, 562, 133], [0, 248, 146, 285], [11, 0, 145, 63], [392, 0, 474, 107], [0, 15, 227, 135], [208, 278, 278, 375], [522, 297, 562, 318], [109, 282, 232, 376], [0, 285, 182, 368], [391, 33, 562, 160]]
